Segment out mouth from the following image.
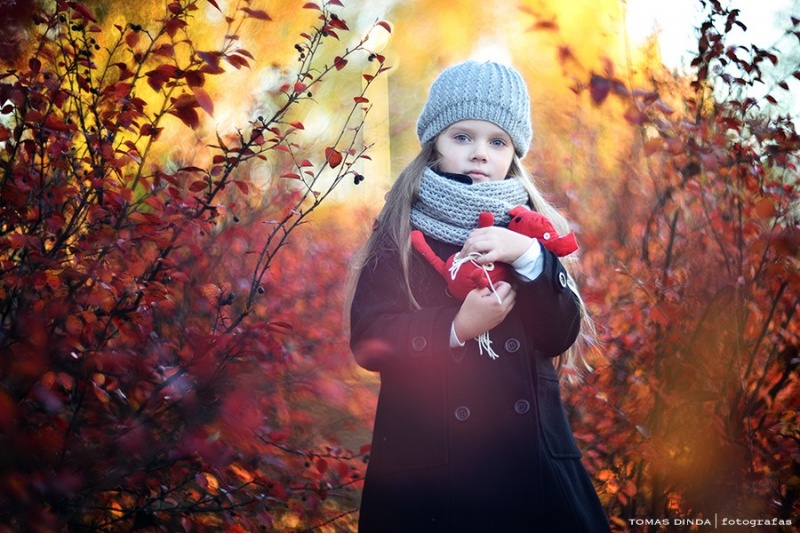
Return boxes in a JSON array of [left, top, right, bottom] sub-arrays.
[[466, 170, 489, 180]]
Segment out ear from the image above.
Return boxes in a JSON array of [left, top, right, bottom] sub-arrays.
[[508, 205, 527, 218], [507, 205, 532, 230], [478, 211, 494, 228]]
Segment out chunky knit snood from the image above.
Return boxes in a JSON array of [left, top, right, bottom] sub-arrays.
[[409, 168, 530, 245]]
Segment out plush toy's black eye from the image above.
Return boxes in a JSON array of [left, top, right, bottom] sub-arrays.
[[514, 216, 522, 223]]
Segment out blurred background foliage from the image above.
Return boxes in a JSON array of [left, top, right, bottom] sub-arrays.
[[0, 0, 798, 531]]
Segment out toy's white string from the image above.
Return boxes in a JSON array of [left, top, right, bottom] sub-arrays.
[[449, 252, 503, 359], [449, 252, 502, 304]]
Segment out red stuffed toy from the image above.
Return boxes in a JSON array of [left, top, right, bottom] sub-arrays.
[[507, 206, 579, 257], [410, 208, 578, 302], [410, 212, 510, 301], [410, 208, 577, 360]]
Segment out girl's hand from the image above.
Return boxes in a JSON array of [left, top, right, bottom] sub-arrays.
[[461, 226, 533, 265], [453, 281, 516, 342]]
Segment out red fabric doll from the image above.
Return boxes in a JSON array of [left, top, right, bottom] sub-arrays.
[[410, 212, 510, 301]]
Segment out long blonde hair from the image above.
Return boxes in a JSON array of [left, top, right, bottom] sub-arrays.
[[348, 140, 595, 378]]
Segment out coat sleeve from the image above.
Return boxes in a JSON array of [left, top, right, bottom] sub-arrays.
[[349, 250, 461, 373], [514, 248, 582, 358]]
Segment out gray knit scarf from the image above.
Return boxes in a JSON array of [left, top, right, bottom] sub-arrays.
[[410, 167, 530, 245]]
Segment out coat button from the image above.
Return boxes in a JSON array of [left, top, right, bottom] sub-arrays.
[[558, 271, 568, 288], [514, 399, 531, 415], [411, 336, 427, 352], [504, 338, 521, 353], [454, 406, 471, 421]]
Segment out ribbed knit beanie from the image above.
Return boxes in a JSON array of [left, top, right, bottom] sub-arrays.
[[417, 60, 532, 157]]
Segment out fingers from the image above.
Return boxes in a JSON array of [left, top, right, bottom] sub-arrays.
[[455, 283, 516, 340], [479, 282, 516, 311], [462, 227, 532, 265], [490, 281, 513, 300]]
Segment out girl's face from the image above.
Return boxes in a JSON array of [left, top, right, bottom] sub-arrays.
[[435, 120, 515, 182]]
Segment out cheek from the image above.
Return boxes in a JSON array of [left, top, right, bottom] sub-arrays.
[[499, 153, 514, 171], [437, 147, 463, 171]]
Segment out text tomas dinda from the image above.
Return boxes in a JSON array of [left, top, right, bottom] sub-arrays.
[[628, 518, 711, 527]]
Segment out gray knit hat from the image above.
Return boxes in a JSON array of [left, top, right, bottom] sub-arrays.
[[417, 60, 532, 157]]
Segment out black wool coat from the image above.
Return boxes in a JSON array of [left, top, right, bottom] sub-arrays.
[[350, 234, 610, 533]]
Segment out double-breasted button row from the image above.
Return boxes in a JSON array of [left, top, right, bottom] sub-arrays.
[[504, 338, 521, 353], [411, 336, 427, 352], [453, 400, 531, 421]]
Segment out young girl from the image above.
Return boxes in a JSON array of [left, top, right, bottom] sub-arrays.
[[348, 60, 609, 533]]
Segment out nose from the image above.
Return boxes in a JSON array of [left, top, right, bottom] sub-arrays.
[[470, 142, 488, 162]]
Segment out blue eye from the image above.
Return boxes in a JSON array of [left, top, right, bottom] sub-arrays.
[[491, 138, 507, 147], [454, 133, 470, 142]]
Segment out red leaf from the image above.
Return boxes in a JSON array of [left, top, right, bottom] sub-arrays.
[[165, 17, 187, 37], [293, 82, 307, 94], [224, 54, 250, 69], [234, 48, 254, 60], [192, 86, 214, 116], [289, 121, 304, 130], [207, 0, 221, 11], [198, 51, 224, 74], [267, 321, 293, 331], [241, 7, 272, 20], [303, 2, 321, 9], [125, 31, 139, 48], [146, 64, 179, 92], [140, 123, 163, 138], [184, 70, 205, 88], [110, 82, 133, 99], [189, 180, 208, 192], [333, 56, 348, 70], [623, 106, 645, 125], [325, 147, 343, 168], [329, 18, 349, 30], [589, 74, 611, 105], [376, 20, 392, 33], [338, 461, 349, 477], [353, 96, 369, 104], [233, 180, 250, 195], [281, 172, 301, 179], [171, 105, 200, 129], [754, 197, 776, 219], [68, 1, 97, 22], [44, 115, 75, 132], [316, 458, 328, 474]]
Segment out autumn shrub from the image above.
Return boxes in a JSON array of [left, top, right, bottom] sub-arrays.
[[565, 3, 799, 530], [0, 0, 389, 531]]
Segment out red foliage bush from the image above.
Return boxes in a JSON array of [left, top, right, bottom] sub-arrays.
[[0, 0, 387, 530], [566, 4, 800, 530]]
